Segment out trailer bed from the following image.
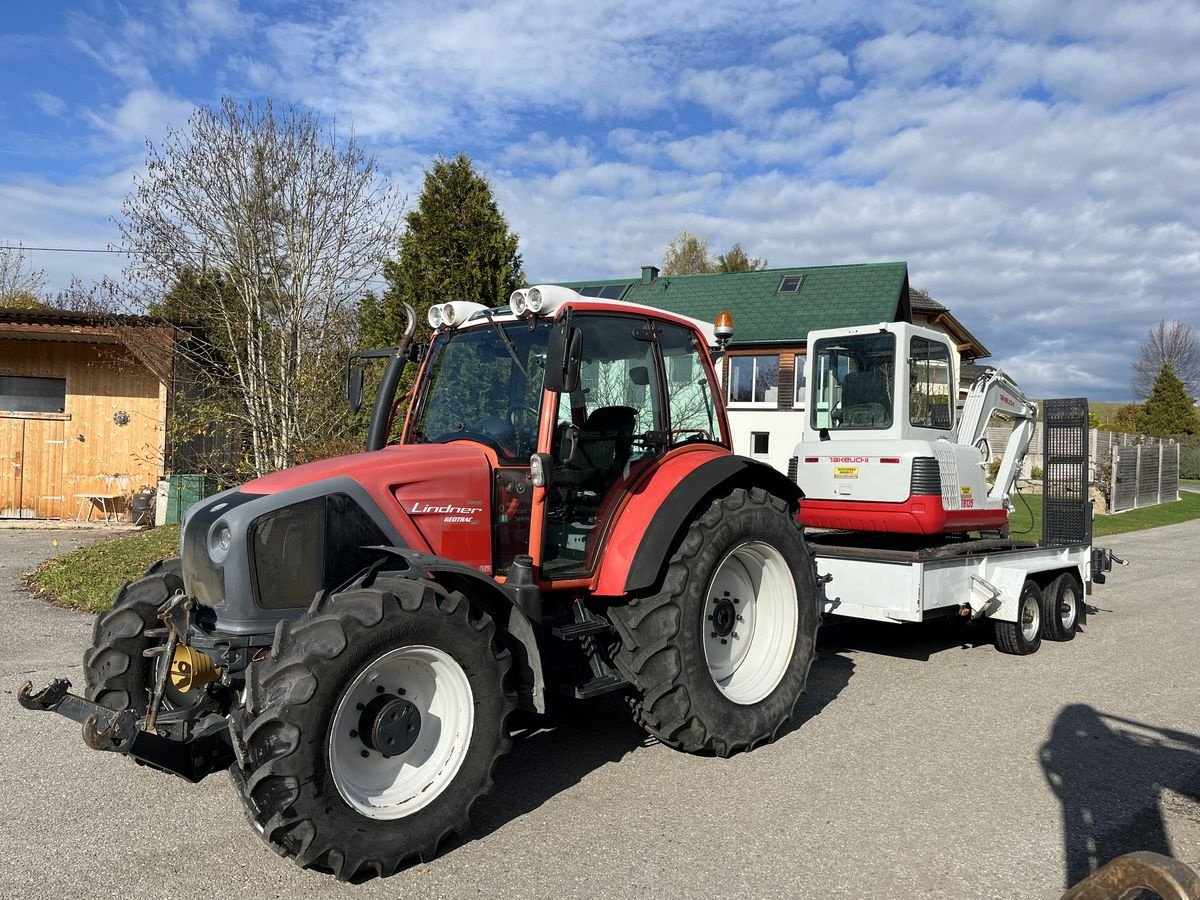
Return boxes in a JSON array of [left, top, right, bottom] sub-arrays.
[[807, 530, 1092, 625]]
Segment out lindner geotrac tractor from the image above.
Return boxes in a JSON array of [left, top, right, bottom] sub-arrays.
[[21, 286, 818, 881]]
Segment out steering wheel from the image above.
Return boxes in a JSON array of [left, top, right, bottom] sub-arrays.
[[507, 405, 540, 456]]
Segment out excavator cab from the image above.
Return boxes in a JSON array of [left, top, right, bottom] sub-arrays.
[[794, 321, 1035, 536]]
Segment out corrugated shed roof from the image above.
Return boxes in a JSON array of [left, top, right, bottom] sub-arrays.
[[555, 262, 910, 346], [0, 308, 165, 328]]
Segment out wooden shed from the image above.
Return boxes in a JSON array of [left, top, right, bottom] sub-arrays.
[[0, 309, 178, 520]]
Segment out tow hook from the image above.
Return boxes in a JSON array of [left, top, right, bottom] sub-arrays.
[[17, 678, 141, 753]]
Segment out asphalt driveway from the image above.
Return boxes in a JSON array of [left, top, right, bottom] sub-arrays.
[[1, 522, 1197, 899]]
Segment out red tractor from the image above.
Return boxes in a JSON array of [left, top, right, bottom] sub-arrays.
[[21, 286, 818, 881]]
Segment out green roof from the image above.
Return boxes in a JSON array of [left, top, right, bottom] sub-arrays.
[[555, 262, 910, 346]]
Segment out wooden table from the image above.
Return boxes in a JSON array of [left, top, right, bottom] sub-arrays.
[[74, 493, 123, 524]]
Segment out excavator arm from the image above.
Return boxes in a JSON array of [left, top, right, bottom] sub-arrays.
[[956, 368, 1038, 508]]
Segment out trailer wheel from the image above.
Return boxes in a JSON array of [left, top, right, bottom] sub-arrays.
[[993, 579, 1043, 655], [231, 574, 514, 882], [609, 487, 818, 757], [1041, 573, 1081, 642], [83, 557, 182, 711]]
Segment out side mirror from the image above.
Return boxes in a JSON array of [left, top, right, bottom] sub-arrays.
[[347, 364, 365, 413], [545, 308, 583, 393]]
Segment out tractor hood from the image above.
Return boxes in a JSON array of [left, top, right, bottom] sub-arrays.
[[180, 443, 496, 632], [243, 443, 488, 498], [242, 443, 496, 561]]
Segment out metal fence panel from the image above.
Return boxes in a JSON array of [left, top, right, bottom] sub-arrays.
[[1112, 447, 1138, 512], [1138, 447, 1161, 507], [1109, 442, 1180, 512]]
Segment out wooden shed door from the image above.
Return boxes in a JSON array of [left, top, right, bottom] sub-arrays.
[[0, 418, 65, 519], [23, 419, 65, 518], [0, 419, 21, 518]]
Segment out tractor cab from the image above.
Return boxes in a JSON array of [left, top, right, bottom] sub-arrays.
[[358, 287, 731, 582]]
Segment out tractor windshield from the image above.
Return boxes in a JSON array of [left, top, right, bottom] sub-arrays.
[[408, 318, 553, 463]]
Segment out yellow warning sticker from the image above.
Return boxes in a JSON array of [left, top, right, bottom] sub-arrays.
[[960, 486, 972, 496], [834, 466, 859, 479]]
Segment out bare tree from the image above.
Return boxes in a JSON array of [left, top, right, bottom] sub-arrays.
[[0, 245, 47, 308], [1133, 319, 1200, 401], [119, 97, 402, 476]]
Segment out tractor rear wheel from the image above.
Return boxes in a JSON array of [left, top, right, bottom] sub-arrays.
[[83, 557, 182, 712], [231, 574, 514, 882], [609, 487, 819, 757]]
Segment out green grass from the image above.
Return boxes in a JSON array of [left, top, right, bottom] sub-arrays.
[[28, 525, 181, 614], [1007, 489, 1200, 540]]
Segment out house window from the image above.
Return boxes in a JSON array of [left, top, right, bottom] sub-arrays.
[[793, 353, 807, 408], [751, 432, 769, 456], [778, 275, 804, 293], [728, 355, 779, 406], [0, 375, 66, 413]]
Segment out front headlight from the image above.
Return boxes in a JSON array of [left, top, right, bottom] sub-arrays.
[[209, 522, 232, 563]]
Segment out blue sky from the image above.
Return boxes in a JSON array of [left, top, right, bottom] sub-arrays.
[[3, 0, 1199, 401]]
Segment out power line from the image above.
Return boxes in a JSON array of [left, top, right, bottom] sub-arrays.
[[0, 244, 132, 254]]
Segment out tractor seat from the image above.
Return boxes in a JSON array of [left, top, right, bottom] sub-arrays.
[[569, 405, 636, 489]]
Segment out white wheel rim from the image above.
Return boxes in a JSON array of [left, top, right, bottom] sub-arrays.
[[1021, 593, 1041, 643], [1059, 584, 1079, 631], [329, 645, 474, 820], [702, 541, 798, 705]]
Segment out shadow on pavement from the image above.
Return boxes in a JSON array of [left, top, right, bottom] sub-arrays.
[[466, 694, 648, 842], [1040, 704, 1200, 889], [466, 647, 856, 839], [817, 615, 994, 661]]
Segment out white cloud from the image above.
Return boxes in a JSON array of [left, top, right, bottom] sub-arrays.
[[9, 0, 1200, 400], [83, 88, 197, 144], [32, 91, 67, 117]]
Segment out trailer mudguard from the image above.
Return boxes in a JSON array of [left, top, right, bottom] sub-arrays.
[[600, 453, 803, 596], [371, 547, 546, 713]]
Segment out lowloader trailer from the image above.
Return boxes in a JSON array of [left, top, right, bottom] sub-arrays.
[[798, 397, 1126, 654]]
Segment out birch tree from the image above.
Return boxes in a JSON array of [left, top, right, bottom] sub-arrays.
[[0, 246, 47, 309], [119, 97, 401, 476]]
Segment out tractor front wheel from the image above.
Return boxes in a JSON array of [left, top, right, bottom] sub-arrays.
[[83, 557, 182, 712], [609, 487, 819, 757], [231, 574, 514, 882]]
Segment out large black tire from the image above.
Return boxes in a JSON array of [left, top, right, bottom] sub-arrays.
[[231, 574, 515, 882], [83, 557, 182, 711], [608, 487, 819, 758], [1041, 572, 1082, 642], [994, 579, 1044, 655]]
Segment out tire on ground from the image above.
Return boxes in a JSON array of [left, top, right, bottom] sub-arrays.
[[993, 579, 1044, 655], [1040, 572, 1082, 642], [231, 573, 515, 882], [608, 487, 819, 758], [83, 557, 182, 711]]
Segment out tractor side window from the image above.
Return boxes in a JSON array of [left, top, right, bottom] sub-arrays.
[[810, 333, 896, 431], [910, 337, 953, 430], [658, 322, 726, 447]]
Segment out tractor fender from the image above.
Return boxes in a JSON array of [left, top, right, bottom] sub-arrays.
[[370, 547, 546, 714], [596, 452, 803, 597]]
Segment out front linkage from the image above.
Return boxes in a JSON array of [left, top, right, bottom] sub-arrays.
[[19, 588, 235, 783], [18, 677, 233, 783]]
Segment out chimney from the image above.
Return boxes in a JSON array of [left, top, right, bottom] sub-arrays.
[[641, 265, 659, 285]]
